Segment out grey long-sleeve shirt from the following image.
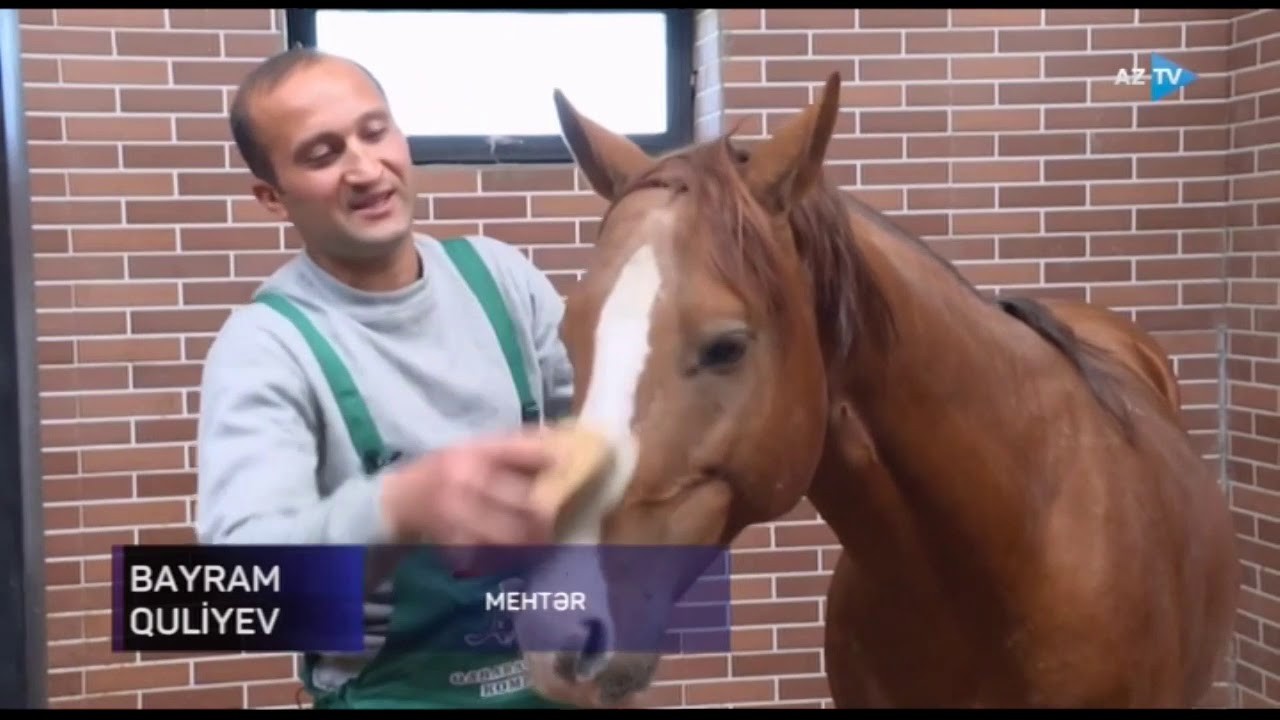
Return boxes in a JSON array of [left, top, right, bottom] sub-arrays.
[[196, 233, 574, 548], [193, 233, 575, 696]]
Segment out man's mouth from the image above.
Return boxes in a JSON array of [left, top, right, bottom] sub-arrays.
[[350, 189, 396, 215]]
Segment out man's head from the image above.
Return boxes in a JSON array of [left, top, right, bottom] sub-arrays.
[[230, 48, 416, 262]]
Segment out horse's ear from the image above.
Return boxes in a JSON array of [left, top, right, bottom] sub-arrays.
[[743, 72, 842, 213], [553, 89, 655, 202]]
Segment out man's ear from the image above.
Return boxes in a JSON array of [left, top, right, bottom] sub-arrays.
[[742, 72, 843, 214], [552, 89, 655, 202], [251, 180, 288, 220]]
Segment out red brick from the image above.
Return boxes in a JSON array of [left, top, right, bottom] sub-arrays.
[[72, 172, 174, 199], [906, 135, 994, 159], [905, 30, 994, 54], [1051, 209, 1136, 235], [167, 8, 273, 30], [18, 8, 52, 24], [58, 8, 166, 27], [1139, 10, 1243, 22], [24, 86, 116, 113], [686, 679, 775, 705], [1091, 25, 1182, 50], [1090, 181, 1179, 205], [172, 60, 260, 87], [812, 30, 900, 56], [1236, 10, 1280, 43], [860, 57, 948, 82], [999, 235, 1086, 260], [1045, 9, 1136, 24], [722, 85, 809, 110], [952, 108, 1040, 132], [28, 144, 118, 170], [1000, 183, 1087, 208], [480, 168, 575, 193], [1045, 106, 1134, 130], [952, 213, 1041, 236], [223, 32, 287, 58], [906, 83, 995, 107], [765, 9, 853, 29], [836, 84, 902, 108], [725, 32, 807, 57], [23, 57, 58, 84], [999, 28, 1088, 52], [953, 159, 1040, 184], [119, 88, 224, 114], [115, 30, 221, 57], [74, 282, 178, 308], [999, 80, 1088, 105], [952, 56, 1041, 79], [61, 59, 169, 85], [950, 9, 1043, 26], [860, 161, 948, 185], [765, 59, 857, 84], [1046, 157, 1133, 181], [857, 9, 948, 28], [860, 110, 947, 134], [1044, 52, 1138, 78], [1000, 133, 1088, 156]]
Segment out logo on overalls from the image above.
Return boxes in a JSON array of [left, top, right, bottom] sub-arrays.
[[463, 577, 522, 648]]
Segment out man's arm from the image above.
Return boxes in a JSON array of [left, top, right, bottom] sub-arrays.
[[195, 306, 395, 546]]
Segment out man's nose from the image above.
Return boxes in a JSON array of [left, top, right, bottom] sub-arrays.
[[343, 145, 383, 184]]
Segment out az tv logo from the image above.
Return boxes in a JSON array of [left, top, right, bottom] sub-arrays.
[[1112, 53, 1198, 102]]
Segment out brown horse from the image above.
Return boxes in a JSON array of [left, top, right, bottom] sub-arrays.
[[512, 72, 1240, 709]]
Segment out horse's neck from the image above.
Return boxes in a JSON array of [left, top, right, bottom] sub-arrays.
[[806, 210, 1056, 586]]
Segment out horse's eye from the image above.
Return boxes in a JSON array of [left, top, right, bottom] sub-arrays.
[[697, 332, 749, 372]]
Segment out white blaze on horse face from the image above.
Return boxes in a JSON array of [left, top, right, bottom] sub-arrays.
[[558, 210, 671, 545]]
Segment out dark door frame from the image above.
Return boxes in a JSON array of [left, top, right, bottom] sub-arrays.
[[0, 8, 48, 710]]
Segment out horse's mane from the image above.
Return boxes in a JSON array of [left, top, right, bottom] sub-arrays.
[[615, 135, 1135, 442], [994, 296, 1137, 444], [816, 170, 1137, 444]]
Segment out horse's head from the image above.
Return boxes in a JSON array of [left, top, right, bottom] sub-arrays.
[[514, 74, 855, 706]]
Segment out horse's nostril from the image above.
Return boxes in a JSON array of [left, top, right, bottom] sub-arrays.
[[581, 616, 608, 662], [553, 616, 612, 683]]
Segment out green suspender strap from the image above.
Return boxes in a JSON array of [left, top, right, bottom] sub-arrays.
[[439, 237, 541, 424], [254, 236, 540, 474], [255, 292, 395, 476], [255, 290, 391, 708]]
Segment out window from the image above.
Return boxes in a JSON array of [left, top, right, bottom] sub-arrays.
[[285, 9, 695, 165]]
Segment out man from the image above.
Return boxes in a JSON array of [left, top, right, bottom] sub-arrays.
[[194, 47, 580, 709]]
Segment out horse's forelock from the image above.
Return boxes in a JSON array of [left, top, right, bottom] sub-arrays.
[[596, 136, 897, 370], [668, 138, 896, 368]]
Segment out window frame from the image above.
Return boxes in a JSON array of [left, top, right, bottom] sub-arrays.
[[284, 8, 696, 166]]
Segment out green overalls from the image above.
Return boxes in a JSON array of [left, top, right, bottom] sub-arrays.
[[256, 237, 570, 709]]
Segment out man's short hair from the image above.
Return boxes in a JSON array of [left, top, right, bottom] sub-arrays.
[[229, 46, 386, 186]]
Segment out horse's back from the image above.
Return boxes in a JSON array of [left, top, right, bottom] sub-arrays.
[[1036, 297, 1183, 418], [821, 296, 1239, 708], [1005, 295, 1239, 707]]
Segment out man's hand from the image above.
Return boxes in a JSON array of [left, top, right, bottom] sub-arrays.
[[377, 428, 557, 551], [523, 651, 650, 709]]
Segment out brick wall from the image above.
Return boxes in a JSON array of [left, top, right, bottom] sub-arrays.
[[18, 7, 1277, 709], [1224, 9, 1280, 709]]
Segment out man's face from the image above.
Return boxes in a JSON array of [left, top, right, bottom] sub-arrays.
[[248, 58, 415, 260]]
